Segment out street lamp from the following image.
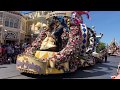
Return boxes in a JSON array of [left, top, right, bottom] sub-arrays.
[[4, 29, 7, 32], [4, 29, 7, 44], [31, 33, 34, 42]]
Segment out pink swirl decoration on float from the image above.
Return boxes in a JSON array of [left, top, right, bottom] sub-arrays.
[[71, 11, 91, 25]]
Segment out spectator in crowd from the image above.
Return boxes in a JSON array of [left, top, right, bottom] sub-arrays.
[[0, 43, 3, 64], [14, 44, 20, 63], [6, 44, 14, 63], [0, 43, 3, 56]]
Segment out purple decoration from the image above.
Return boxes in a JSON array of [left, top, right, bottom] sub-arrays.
[[81, 50, 84, 53], [82, 39, 86, 44], [82, 25, 85, 27], [82, 45, 85, 49], [83, 33, 86, 38], [83, 28, 86, 32]]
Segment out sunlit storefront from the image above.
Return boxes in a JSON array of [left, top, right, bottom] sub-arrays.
[[0, 11, 26, 45]]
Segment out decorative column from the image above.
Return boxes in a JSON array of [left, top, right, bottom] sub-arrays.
[[0, 28, 2, 44], [18, 31, 20, 45], [2, 29, 7, 44], [0, 12, 4, 44]]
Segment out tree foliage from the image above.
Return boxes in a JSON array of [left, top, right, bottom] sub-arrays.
[[96, 42, 106, 53]]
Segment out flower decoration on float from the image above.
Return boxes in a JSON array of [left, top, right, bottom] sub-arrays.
[[71, 11, 91, 25]]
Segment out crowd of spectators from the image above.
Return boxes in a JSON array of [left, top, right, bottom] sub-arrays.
[[0, 42, 29, 65]]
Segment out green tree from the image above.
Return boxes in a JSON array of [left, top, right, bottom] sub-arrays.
[[96, 42, 106, 53]]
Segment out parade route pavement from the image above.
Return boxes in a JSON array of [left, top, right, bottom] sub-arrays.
[[0, 56, 120, 79]]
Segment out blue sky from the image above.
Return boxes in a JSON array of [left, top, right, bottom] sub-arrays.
[[21, 11, 120, 44], [21, 11, 31, 14], [83, 11, 120, 44]]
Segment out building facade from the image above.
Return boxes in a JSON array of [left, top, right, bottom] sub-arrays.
[[0, 11, 26, 45], [23, 11, 53, 42], [0, 11, 55, 45]]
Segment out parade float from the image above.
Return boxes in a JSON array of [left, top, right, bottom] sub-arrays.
[[91, 33, 107, 63], [16, 11, 105, 75], [107, 39, 120, 56]]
